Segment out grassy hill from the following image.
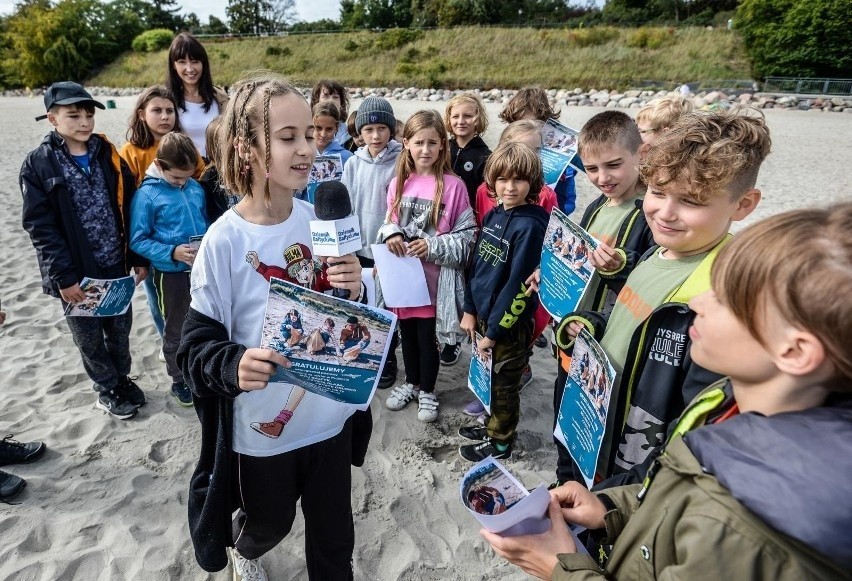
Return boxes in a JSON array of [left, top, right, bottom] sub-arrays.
[[89, 26, 752, 90]]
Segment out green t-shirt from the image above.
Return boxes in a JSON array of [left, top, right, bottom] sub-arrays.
[[600, 248, 709, 376], [580, 197, 641, 315]]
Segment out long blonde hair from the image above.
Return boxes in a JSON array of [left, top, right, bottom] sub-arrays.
[[390, 110, 454, 229]]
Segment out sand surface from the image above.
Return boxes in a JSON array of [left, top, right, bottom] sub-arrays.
[[1, 94, 850, 580]]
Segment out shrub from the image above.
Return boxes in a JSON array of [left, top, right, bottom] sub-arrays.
[[567, 27, 619, 47], [265, 45, 291, 57], [627, 27, 675, 49], [736, 0, 852, 78], [374, 28, 422, 51], [131, 29, 174, 53]]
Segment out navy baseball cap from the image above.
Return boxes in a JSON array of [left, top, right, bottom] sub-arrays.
[[35, 81, 105, 121]]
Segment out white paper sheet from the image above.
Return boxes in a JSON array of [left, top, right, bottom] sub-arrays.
[[370, 244, 431, 308]]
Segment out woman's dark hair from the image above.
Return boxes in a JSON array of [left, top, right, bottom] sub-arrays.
[[166, 33, 216, 113]]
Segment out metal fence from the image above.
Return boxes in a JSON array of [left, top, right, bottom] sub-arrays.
[[763, 77, 852, 95]]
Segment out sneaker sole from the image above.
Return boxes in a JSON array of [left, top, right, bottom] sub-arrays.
[[172, 395, 194, 408], [439, 357, 460, 366], [95, 401, 137, 420], [0, 477, 26, 501]]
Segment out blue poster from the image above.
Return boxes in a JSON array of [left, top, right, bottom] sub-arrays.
[[539, 209, 598, 321], [64, 276, 136, 317], [553, 330, 615, 488], [467, 333, 492, 414], [540, 118, 582, 188], [260, 277, 397, 409], [298, 153, 344, 204]]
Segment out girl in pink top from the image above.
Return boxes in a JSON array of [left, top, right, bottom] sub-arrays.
[[380, 110, 471, 423]]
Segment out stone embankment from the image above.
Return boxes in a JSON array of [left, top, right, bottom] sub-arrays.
[[6, 86, 852, 112]]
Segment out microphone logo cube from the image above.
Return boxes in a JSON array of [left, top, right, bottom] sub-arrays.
[[310, 215, 362, 257]]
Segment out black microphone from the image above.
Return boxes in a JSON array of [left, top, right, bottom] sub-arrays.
[[311, 182, 362, 299]]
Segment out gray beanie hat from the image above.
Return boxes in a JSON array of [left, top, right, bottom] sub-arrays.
[[355, 96, 395, 133]]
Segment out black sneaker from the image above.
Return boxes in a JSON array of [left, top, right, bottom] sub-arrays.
[[116, 376, 146, 408], [458, 426, 489, 441], [459, 440, 512, 462], [0, 435, 46, 467], [377, 354, 397, 390], [171, 382, 194, 407], [535, 335, 548, 348], [0, 470, 25, 502], [440, 343, 461, 365], [96, 390, 138, 420]]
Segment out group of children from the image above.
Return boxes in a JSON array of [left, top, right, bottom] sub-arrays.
[[15, 71, 851, 581]]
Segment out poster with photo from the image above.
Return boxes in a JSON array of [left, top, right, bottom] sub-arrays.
[[539, 209, 599, 320], [554, 329, 616, 489], [467, 333, 492, 415], [259, 277, 397, 409], [540, 118, 582, 188], [64, 276, 135, 317], [301, 153, 344, 204]]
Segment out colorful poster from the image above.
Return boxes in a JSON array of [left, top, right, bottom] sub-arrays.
[[301, 154, 344, 204], [467, 333, 492, 415], [554, 330, 616, 489], [539, 209, 599, 321], [460, 457, 551, 536], [540, 118, 582, 188], [64, 276, 135, 317], [260, 277, 397, 409]]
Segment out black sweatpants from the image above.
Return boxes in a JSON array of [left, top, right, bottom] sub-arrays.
[[153, 269, 191, 384], [398, 317, 439, 393], [232, 420, 354, 580]]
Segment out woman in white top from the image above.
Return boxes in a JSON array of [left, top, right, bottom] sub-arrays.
[[166, 33, 228, 159]]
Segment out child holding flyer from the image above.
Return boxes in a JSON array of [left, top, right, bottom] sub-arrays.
[[21, 81, 147, 420], [483, 204, 852, 581], [295, 101, 352, 204], [499, 87, 577, 216], [380, 110, 473, 423], [129, 132, 209, 407], [549, 109, 769, 487], [457, 142, 548, 461], [177, 74, 365, 579]]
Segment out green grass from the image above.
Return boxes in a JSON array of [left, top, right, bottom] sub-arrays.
[[88, 26, 751, 90]]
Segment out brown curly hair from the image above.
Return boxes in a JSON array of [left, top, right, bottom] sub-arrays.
[[640, 108, 771, 202]]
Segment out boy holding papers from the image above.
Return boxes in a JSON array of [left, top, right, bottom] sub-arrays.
[[483, 204, 852, 580], [458, 142, 548, 461], [552, 109, 769, 486]]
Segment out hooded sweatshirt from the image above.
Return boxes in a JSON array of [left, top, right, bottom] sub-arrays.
[[340, 140, 403, 260], [463, 203, 548, 342], [450, 135, 491, 209], [129, 163, 208, 273]]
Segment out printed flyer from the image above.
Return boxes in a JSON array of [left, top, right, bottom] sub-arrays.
[[460, 457, 550, 536], [64, 276, 135, 317], [539, 209, 599, 320], [554, 329, 616, 489], [539, 118, 582, 188], [300, 153, 344, 204], [467, 333, 492, 415], [260, 277, 397, 409]]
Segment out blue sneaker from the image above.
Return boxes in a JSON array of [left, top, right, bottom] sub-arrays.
[[171, 382, 194, 407]]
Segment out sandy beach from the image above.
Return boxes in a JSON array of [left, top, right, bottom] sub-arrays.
[[1, 94, 850, 581]]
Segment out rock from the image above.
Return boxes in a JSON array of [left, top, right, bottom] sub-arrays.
[[547, 89, 557, 97], [579, 98, 593, 106], [428, 94, 442, 102], [589, 91, 610, 102], [630, 102, 642, 108], [605, 100, 619, 108], [556, 89, 568, 100], [618, 97, 639, 107], [844, 108, 852, 113], [693, 97, 707, 108], [704, 91, 720, 103], [797, 101, 811, 110], [573, 87, 583, 95], [738, 93, 753, 103], [610, 93, 625, 101], [624, 90, 641, 98], [566, 101, 578, 106]]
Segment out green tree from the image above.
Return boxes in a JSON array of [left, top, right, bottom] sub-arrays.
[[737, 0, 852, 78], [228, 0, 296, 34]]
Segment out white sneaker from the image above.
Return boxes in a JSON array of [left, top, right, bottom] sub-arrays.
[[417, 391, 439, 422], [230, 547, 268, 581], [386, 382, 418, 411]]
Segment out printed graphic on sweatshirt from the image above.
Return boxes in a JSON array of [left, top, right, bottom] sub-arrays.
[[647, 327, 686, 367], [397, 195, 445, 240], [477, 226, 510, 266], [243, 242, 330, 439]]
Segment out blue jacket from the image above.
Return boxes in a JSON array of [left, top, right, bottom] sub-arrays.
[[129, 165, 208, 272], [319, 139, 353, 164]]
